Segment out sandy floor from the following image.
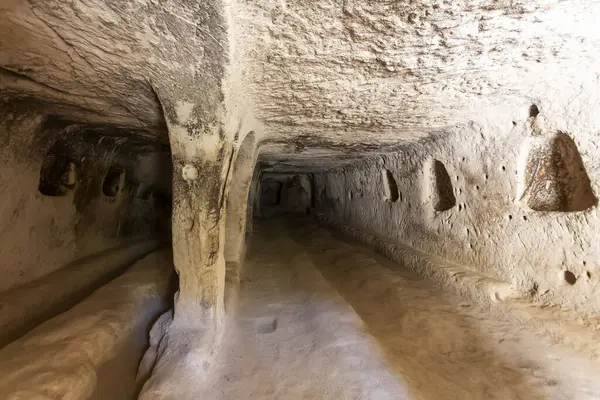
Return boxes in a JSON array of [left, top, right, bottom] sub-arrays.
[[163, 218, 600, 399]]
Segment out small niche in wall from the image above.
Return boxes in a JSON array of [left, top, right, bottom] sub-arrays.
[[102, 166, 125, 197], [529, 104, 540, 118], [519, 132, 597, 212], [38, 147, 78, 197], [430, 159, 456, 211], [381, 169, 399, 202], [260, 180, 283, 207], [135, 183, 152, 200]]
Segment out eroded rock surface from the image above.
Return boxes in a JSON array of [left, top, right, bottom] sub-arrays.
[[3, 1, 600, 398]]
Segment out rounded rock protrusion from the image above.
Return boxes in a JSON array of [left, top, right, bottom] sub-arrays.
[[182, 217, 194, 232], [182, 164, 199, 181]]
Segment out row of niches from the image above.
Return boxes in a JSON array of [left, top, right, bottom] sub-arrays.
[[380, 131, 597, 213], [381, 161, 456, 212], [38, 153, 126, 198], [37, 141, 161, 201]]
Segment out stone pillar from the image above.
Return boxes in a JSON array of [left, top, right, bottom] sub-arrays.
[[162, 105, 234, 327], [139, 0, 232, 329]]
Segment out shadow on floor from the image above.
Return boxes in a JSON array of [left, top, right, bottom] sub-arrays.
[[283, 217, 551, 399]]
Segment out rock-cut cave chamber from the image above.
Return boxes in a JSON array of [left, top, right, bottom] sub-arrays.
[[2, 1, 600, 399]]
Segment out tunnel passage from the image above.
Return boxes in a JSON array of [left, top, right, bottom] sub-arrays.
[[257, 174, 312, 217], [4, 1, 600, 399], [260, 179, 282, 207], [280, 175, 312, 213]]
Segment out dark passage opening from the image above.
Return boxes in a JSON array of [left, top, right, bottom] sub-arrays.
[[103, 166, 124, 197], [38, 142, 78, 197], [260, 180, 283, 207]]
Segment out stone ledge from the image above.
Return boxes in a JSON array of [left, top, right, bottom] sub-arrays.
[[0, 250, 173, 400], [0, 237, 163, 348], [315, 213, 521, 305], [314, 214, 600, 361]]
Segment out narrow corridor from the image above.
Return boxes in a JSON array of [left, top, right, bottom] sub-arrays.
[[175, 219, 600, 399]]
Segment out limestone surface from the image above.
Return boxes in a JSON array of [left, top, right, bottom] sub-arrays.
[[3, 1, 600, 398]]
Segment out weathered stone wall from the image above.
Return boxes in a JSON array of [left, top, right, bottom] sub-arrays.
[[314, 108, 600, 316], [0, 106, 171, 292], [257, 173, 312, 217]]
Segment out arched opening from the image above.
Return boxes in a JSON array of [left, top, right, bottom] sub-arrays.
[[430, 160, 456, 212], [102, 166, 125, 197], [38, 142, 78, 197], [381, 169, 400, 202]]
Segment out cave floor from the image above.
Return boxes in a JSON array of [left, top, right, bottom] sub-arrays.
[[185, 218, 600, 399]]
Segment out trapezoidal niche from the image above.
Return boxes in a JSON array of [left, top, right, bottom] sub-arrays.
[[519, 132, 597, 212]]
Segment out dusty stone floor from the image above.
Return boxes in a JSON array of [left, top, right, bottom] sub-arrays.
[[165, 218, 600, 399]]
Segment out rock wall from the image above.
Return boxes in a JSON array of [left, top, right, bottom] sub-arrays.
[[314, 109, 600, 316], [0, 105, 171, 292], [257, 173, 312, 217]]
